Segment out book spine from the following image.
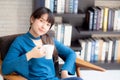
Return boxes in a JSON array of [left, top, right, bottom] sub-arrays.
[[86, 40, 92, 62], [117, 39, 120, 63], [107, 40, 113, 63], [101, 41, 106, 63], [63, 24, 72, 46], [65, 0, 69, 13], [56, 24, 62, 42], [34, 0, 45, 10], [57, 0, 62, 13], [68, 0, 74, 13], [45, 0, 50, 9], [103, 7, 109, 32], [113, 9, 119, 31], [50, 0, 54, 12], [60, 24, 65, 44], [54, 0, 57, 13], [79, 40, 86, 60], [93, 8, 98, 31], [73, 0, 78, 14], [94, 40, 99, 62], [117, 10, 120, 31], [88, 10, 94, 31], [90, 40, 95, 62]]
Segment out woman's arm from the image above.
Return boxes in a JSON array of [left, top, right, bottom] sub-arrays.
[[2, 37, 29, 78], [54, 39, 76, 78]]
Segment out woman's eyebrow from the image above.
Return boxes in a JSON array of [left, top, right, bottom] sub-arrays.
[[40, 17, 47, 21]]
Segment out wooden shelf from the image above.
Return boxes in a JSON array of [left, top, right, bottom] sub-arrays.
[[79, 31, 120, 37], [54, 13, 85, 18]]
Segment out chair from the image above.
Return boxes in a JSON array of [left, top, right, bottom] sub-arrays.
[[0, 31, 106, 80]]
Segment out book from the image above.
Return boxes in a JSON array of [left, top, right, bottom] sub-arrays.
[[68, 0, 74, 13], [65, 0, 69, 13], [34, 0, 45, 10], [87, 10, 94, 30], [45, 0, 50, 10], [98, 39, 104, 62], [93, 39, 99, 62], [96, 6, 104, 30], [111, 38, 117, 62], [107, 8, 114, 31], [63, 24, 72, 46], [111, 38, 119, 62], [116, 39, 120, 63], [113, 8, 119, 31], [50, 0, 54, 12], [116, 9, 120, 31], [73, 0, 78, 14], [101, 38, 107, 63], [53, 0, 57, 13], [78, 39, 86, 60], [107, 39, 113, 63], [90, 39, 96, 62], [85, 39, 92, 62], [102, 7, 109, 32], [56, 24, 62, 42]]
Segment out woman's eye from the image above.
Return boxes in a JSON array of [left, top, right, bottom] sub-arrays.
[[40, 19, 43, 22], [47, 24, 51, 26]]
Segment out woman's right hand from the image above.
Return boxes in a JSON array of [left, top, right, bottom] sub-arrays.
[[26, 46, 46, 61]]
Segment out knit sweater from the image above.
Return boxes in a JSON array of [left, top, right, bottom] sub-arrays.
[[2, 32, 76, 80]]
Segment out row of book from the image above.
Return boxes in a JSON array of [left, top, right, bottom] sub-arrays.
[[85, 6, 120, 32], [78, 38, 120, 63], [35, 0, 78, 13], [51, 23, 72, 47]]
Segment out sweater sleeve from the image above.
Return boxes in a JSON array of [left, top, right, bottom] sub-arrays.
[[54, 39, 76, 75], [2, 37, 29, 78]]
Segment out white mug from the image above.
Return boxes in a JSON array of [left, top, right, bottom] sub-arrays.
[[42, 44, 54, 59]]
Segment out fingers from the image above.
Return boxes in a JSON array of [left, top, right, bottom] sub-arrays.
[[36, 46, 41, 49], [36, 46, 46, 56]]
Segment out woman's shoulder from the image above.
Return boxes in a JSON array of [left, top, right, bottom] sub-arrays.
[[13, 33, 29, 43], [15, 33, 26, 40]]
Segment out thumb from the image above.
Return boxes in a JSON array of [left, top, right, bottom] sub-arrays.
[[36, 46, 41, 49]]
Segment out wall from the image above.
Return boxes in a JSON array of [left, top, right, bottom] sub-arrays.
[[0, 0, 33, 36]]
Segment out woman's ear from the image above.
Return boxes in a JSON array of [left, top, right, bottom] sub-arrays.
[[30, 16, 35, 24]]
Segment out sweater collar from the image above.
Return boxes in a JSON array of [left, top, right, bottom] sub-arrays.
[[26, 32, 41, 40]]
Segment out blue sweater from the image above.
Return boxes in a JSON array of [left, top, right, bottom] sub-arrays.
[[2, 32, 76, 80]]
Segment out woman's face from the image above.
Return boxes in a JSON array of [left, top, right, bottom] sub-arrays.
[[30, 13, 51, 37]]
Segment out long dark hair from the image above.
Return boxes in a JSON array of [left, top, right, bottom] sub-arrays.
[[41, 30, 59, 76]]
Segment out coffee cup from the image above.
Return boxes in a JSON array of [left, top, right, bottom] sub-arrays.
[[42, 45, 54, 59]]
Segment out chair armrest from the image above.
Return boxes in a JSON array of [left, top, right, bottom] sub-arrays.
[[3, 74, 27, 80], [0, 60, 26, 80], [75, 58, 106, 77]]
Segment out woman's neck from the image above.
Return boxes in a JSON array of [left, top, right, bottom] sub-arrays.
[[27, 30, 41, 40]]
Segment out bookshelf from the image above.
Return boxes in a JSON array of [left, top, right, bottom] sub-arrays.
[[34, 0, 120, 70]]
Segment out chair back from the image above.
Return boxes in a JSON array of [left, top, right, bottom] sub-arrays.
[[0, 34, 22, 60]]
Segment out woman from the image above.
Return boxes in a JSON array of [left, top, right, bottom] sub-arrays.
[[2, 7, 83, 80]]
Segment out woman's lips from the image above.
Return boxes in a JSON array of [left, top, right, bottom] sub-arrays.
[[39, 28, 44, 33]]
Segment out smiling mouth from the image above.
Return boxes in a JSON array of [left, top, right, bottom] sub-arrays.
[[39, 28, 44, 33]]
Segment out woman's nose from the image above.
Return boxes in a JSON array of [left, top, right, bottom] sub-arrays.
[[41, 23, 46, 29]]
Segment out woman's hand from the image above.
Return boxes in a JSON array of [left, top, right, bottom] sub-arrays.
[[26, 46, 46, 60], [61, 70, 69, 79]]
